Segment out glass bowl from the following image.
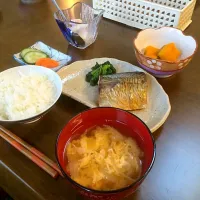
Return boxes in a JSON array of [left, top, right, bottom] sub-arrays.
[[56, 107, 156, 200], [54, 2, 104, 49]]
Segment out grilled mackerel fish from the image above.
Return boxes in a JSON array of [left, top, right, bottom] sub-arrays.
[[99, 72, 148, 110]]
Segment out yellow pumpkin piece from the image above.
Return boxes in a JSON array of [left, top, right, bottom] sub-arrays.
[[144, 46, 159, 59], [158, 43, 181, 62]]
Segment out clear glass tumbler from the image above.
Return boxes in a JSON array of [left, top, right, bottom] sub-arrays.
[[54, 2, 104, 49]]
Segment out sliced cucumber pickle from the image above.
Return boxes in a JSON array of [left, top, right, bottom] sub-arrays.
[[23, 51, 48, 64], [20, 48, 38, 58]]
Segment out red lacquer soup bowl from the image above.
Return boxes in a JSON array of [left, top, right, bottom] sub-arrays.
[[56, 107, 156, 200]]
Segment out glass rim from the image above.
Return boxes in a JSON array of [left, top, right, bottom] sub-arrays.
[[53, 2, 104, 25]]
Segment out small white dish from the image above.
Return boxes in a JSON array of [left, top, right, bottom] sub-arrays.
[[13, 41, 72, 71], [0, 65, 62, 124], [57, 58, 171, 132]]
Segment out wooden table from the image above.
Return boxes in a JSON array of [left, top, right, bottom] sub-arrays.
[[1, 0, 200, 199]]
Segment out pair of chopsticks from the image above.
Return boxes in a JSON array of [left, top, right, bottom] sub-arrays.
[[0, 125, 63, 178]]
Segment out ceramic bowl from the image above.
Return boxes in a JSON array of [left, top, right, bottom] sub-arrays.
[[56, 107, 156, 200], [133, 27, 197, 78], [0, 65, 62, 124]]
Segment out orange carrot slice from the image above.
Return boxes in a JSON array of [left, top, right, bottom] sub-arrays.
[[35, 58, 59, 68]]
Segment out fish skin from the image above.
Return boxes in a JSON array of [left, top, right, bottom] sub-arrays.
[[99, 72, 148, 111]]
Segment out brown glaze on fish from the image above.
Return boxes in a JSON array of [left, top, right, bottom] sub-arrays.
[[99, 72, 148, 110]]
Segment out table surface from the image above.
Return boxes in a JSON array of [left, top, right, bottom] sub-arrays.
[[1, 0, 200, 200]]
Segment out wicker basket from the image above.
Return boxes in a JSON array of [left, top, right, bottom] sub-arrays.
[[93, 0, 196, 30]]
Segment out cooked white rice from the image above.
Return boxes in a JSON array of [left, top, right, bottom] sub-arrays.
[[0, 74, 56, 120]]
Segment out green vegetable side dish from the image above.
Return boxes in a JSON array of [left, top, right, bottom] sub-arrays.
[[86, 61, 116, 86], [20, 48, 49, 64]]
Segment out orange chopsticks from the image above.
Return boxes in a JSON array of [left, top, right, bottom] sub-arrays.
[[0, 126, 63, 178]]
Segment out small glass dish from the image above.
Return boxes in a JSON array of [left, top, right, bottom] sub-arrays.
[[54, 2, 104, 49]]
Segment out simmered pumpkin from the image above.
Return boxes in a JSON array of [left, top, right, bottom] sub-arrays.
[[144, 46, 159, 59], [158, 43, 181, 62], [143, 43, 181, 62]]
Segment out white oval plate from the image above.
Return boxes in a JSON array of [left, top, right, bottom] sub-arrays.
[[58, 58, 171, 132]]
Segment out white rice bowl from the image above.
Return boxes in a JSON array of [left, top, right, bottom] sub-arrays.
[[0, 65, 62, 122]]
